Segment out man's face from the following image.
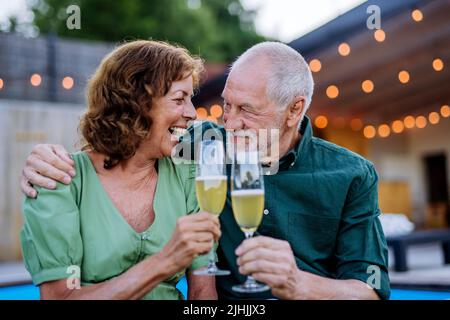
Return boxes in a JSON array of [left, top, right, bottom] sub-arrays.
[[221, 57, 285, 158], [222, 58, 282, 132]]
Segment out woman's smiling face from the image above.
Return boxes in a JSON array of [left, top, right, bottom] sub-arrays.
[[146, 75, 197, 158]]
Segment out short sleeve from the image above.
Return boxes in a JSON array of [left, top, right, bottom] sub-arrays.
[[20, 182, 83, 286], [334, 162, 391, 300], [177, 163, 218, 270]]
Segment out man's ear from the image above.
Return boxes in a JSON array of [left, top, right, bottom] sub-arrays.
[[286, 97, 305, 128]]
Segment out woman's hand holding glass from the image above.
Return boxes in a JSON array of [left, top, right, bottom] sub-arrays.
[[159, 211, 221, 274]]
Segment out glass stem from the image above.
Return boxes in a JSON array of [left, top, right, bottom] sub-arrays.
[[244, 275, 258, 287], [207, 240, 216, 269], [243, 231, 255, 287]]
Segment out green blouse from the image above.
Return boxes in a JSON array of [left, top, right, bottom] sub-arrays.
[[21, 152, 208, 300]]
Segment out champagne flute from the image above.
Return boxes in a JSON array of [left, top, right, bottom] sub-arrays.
[[231, 150, 270, 293], [193, 139, 230, 276]]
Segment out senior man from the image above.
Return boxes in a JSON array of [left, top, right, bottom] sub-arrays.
[[20, 42, 390, 300]]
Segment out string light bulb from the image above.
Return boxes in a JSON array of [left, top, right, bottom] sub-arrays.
[[404, 116, 415, 128], [30, 74, 42, 87], [374, 29, 386, 42], [309, 59, 322, 73], [62, 76, 74, 90], [441, 105, 450, 118], [363, 125, 376, 139], [326, 85, 339, 99], [338, 43, 351, 56], [314, 116, 328, 129], [432, 58, 444, 72], [428, 112, 440, 124], [411, 9, 423, 22], [415, 116, 427, 128], [398, 70, 410, 84], [362, 80, 374, 93], [378, 124, 391, 138], [392, 120, 405, 133], [210, 104, 223, 118], [196, 107, 208, 119]]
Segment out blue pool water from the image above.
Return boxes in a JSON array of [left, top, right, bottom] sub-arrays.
[[0, 277, 189, 300], [389, 289, 450, 300], [0, 284, 40, 300], [0, 280, 449, 300]]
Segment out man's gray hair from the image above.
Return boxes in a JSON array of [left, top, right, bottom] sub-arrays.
[[231, 41, 315, 118]]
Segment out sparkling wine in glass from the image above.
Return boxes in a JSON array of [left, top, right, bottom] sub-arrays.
[[193, 140, 230, 276], [231, 150, 270, 292]]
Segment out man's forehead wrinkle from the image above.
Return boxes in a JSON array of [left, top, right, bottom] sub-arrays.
[[228, 67, 268, 92], [231, 64, 269, 80], [223, 83, 261, 106], [222, 54, 272, 109]]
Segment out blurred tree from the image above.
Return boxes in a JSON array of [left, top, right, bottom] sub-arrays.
[[8, 16, 19, 33], [29, 0, 266, 62]]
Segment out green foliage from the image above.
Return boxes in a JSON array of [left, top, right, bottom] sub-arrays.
[[30, 0, 266, 62]]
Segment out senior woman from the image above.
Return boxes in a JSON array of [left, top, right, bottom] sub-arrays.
[[20, 40, 220, 300]]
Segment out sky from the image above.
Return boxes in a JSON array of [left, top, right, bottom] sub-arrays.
[[0, 0, 30, 22], [0, 0, 367, 42], [241, 0, 367, 42]]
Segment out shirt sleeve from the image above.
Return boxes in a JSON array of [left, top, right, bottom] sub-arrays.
[[180, 163, 218, 271], [20, 182, 83, 286], [334, 162, 391, 300]]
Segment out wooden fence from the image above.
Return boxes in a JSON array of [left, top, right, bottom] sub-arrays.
[[0, 99, 83, 261]]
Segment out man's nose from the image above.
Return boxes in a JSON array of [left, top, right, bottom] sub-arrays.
[[224, 117, 244, 131], [224, 111, 244, 130], [184, 100, 197, 121]]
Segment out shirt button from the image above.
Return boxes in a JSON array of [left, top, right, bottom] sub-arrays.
[[141, 235, 147, 240], [290, 162, 295, 167], [263, 209, 269, 215]]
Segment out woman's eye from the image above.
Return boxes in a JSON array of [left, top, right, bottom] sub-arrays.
[[174, 98, 184, 105]]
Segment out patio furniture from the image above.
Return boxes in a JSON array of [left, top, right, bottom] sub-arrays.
[[387, 229, 450, 272]]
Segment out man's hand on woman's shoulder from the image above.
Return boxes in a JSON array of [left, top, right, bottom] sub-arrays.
[[21, 144, 76, 198]]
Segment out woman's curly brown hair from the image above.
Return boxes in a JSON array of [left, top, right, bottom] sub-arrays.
[[79, 40, 204, 168]]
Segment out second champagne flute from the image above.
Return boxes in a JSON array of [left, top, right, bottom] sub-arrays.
[[231, 150, 270, 293]]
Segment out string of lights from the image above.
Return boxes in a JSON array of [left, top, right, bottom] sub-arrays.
[[307, 8, 449, 139], [2, 8, 447, 139], [313, 104, 449, 139], [0, 74, 75, 90]]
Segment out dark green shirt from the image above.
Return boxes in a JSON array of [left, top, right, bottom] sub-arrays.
[[182, 116, 390, 300]]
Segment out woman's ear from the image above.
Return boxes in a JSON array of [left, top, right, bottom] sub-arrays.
[[286, 97, 305, 128]]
